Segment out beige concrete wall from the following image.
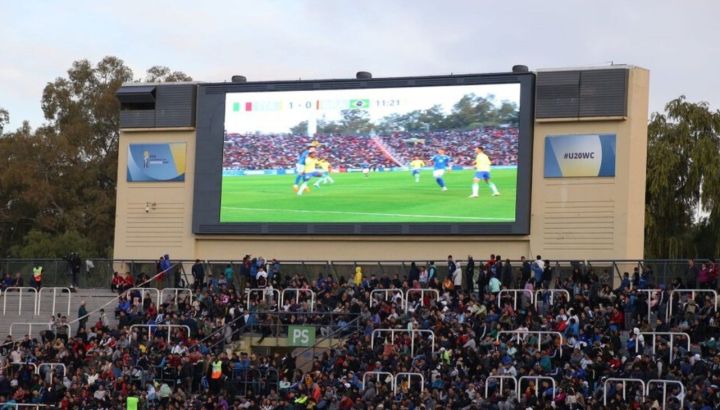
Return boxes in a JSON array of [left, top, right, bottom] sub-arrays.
[[113, 129, 196, 260], [113, 67, 649, 262], [529, 68, 648, 260]]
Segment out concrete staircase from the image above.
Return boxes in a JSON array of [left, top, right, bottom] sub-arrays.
[[0, 288, 119, 339]]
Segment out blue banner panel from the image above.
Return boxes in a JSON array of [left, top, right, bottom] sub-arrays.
[[544, 134, 616, 178], [127, 143, 186, 182]]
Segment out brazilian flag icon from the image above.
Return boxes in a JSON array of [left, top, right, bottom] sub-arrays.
[[349, 99, 370, 109]]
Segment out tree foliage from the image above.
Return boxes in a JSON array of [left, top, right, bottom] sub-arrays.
[[645, 96, 720, 258], [0, 57, 191, 258], [0, 107, 8, 135]]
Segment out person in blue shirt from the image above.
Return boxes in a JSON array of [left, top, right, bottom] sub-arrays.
[[430, 149, 451, 191], [293, 145, 316, 191], [361, 161, 370, 177]]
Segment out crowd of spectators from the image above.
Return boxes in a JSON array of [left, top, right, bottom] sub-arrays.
[[222, 127, 518, 171], [0, 256, 718, 409]]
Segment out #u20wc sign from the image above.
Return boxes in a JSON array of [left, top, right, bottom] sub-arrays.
[[544, 134, 616, 178], [127, 143, 187, 182]]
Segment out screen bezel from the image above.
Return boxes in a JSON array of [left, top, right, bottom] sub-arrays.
[[193, 72, 534, 235]]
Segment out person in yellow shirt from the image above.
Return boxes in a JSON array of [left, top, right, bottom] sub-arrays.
[[313, 159, 334, 187], [297, 153, 319, 196], [469, 147, 500, 198], [354, 266, 363, 286], [409, 157, 425, 183]]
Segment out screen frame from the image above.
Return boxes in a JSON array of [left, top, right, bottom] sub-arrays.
[[193, 72, 534, 235]]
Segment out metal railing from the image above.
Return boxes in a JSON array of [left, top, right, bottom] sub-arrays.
[[484, 375, 517, 399], [394, 372, 424, 395], [498, 289, 534, 310], [666, 289, 718, 321], [3, 287, 38, 316], [280, 288, 315, 311], [518, 375, 556, 398], [130, 324, 191, 344], [370, 289, 404, 308], [36, 287, 71, 316], [0, 258, 713, 291], [637, 331, 690, 361], [646, 379, 685, 410], [404, 289, 439, 312], [371, 328, 436, 356], [160, 287, 193, 305], [603, 378, 646, 406], [362, 371, 395, 391], [9, 322, 71, 338], [496, 330, 564, 353]]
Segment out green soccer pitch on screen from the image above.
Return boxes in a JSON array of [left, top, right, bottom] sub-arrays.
[[220, 83, 521, 224]]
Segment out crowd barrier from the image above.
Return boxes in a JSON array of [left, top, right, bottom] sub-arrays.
[[1, 258, 713, 291]]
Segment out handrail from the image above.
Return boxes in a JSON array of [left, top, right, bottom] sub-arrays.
[[535, 289, 570, 305], [645, 379, 685, 410], [38, 362, 67, 380], [517, 375, 556, 398], [280, 288, 316, 312], [667, 289, 718, 321], [394, 372, 424, 395], [637, 331, 690, 361], [127, 287, 160, 307], [130, 324, 191, 344], [246, 288, 281, 310], [404, 289, 439, 313], [371, 328, 436, 355], [160, 287, 193, 305], [66, 263, 179, 327], [37, 287, 71, 316], [498, 289, 534, 310], [370, 289, 405, 308], [3, 287, 38, 316], [484, 375, 517, 399], [362, 371, 395, 391], [603, 378, 646, 406], [496, 330, 564, 353], [9, 322, 71, 338]]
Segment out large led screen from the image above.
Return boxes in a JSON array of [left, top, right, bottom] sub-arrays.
[[220, 83, 521, 224]]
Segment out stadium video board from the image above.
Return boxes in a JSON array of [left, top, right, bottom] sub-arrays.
[[193, 73, 534, 235]]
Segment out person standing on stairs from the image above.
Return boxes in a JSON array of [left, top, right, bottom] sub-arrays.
[[78, 301, 88, 330]]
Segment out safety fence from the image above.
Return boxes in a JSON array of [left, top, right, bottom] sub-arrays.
[[0, 258, 714, 291]]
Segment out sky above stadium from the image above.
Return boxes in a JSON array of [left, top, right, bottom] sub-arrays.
[[1, 0, 719, 131]]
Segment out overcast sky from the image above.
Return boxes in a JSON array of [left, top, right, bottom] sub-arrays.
[[2, 0, 719, 131]]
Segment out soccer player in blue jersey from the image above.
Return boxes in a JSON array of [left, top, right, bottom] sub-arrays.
[[293, 145, 316, 192], [430, 149, 451, 191], [361, 161, 370, 177]]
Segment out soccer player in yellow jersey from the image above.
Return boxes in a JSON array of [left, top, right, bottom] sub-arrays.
[[409, 157, 425, 183], [470, 147, 500, 198], [297, 153, 318, 196], [313, 159, 335, 187]]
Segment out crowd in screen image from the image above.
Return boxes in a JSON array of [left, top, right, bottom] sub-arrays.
[[0, 255, 719, 409], [222, 128, 518, 171]]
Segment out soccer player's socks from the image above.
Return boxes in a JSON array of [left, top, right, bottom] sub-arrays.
[[297, 182, 308, 196], [489, 182, 499, 195], [415, 174, 420, 182], [472, 183, 479, 196], [436, 178, 445, 188]]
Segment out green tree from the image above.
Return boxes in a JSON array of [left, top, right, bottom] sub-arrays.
[[645, 96, 720, 258], [0, 107, 8, 134], [289, 120, 308, 136], [339, 109, 373, 134], [0, 57, 192, 258], [144, 66, 193, 82]]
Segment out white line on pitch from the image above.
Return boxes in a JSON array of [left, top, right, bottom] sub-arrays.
[[221, 207, 513, 221]]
